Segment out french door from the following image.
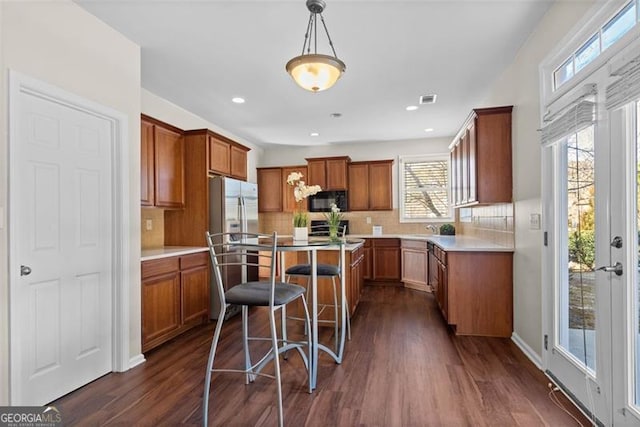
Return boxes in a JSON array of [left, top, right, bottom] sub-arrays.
[[543, 63, 640, 425]]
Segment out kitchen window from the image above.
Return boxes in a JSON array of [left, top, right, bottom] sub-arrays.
[[399, 154, 452, 222]]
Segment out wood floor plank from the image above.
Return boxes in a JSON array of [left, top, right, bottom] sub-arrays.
[[52, 286, 589, 426]]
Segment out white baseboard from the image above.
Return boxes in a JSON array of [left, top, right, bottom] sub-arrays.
[[128, 354, 146, 369], [511, 333, 543, 370]]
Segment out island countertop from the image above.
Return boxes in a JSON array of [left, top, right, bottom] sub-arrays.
[[347, 234, 513, 252]]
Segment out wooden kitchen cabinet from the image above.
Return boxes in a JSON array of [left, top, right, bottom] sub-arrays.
[[364, 238, 401, 282], [363, 239, 372, 280], [257, 167, 283, 212], [348, 160, 393, 211], [141, 115, 185, 208], [281, 166, 308, 213], [428, 242, 512, 337], [142, 252, 209, 353], [306, 156, 350, 190], [401, 239, 428, 292], [449, 106, 512, 207], [208, 133, 249, 181]]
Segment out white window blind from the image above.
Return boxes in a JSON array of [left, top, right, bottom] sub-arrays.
[[400, 156, 451, 221], [606, 52, 640, 109], [541, 100, 596, 146]]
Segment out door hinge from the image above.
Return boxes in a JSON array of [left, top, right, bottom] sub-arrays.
[[544, 334, 548, 350], [544, 231, 548, 247]]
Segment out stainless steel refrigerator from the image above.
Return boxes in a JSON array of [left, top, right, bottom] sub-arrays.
[[208, 176, 259, 319]]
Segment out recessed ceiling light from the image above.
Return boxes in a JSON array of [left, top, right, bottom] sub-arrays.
[[310, 132, 319, 137], [406, 105, 418, 111], [231, 97, 245, 104], [424, 128, 434, 132]]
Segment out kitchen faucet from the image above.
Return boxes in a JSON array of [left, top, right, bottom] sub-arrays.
[[425, 224, 438, 234]]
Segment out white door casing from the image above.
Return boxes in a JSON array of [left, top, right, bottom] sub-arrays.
[[8, 71, 131, 405]]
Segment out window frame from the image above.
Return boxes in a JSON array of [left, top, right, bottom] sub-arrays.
[[398, 154, 453, 223], [541, 0, 640, 108]]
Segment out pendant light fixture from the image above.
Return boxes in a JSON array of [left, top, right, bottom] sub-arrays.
[[286, 0, 346, 92]]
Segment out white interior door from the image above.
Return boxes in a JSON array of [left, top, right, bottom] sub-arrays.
[[10, 81, 114, 405]]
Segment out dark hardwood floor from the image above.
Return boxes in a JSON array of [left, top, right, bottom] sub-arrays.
[[53, 286, 588, 426]]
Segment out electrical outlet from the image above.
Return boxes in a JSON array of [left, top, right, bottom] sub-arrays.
[[366, 217, 371, 224], [145, 219, 153, 231], [530, 213, 541, 230]]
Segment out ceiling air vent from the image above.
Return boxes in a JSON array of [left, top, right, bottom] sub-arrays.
[[419, 94, 437, 104]]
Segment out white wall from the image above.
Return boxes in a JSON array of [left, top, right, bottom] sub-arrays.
[[480, 0, 595, 357], [141, 89, 263, 183], [0, 1, 141, 404], [259, 137, 451, 208]]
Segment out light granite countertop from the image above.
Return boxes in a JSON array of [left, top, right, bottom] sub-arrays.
[[348, 234, 513, 252], [141, 246, 208, 261]]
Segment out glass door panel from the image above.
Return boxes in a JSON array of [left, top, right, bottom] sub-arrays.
[[561, 126, 596, 371]]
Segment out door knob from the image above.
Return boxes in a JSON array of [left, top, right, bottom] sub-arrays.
[[20, 265, 32, 276], [610, 236, 622, 248], [596, 262, 623, 276]]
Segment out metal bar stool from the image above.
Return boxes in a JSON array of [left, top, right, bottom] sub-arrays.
[[203, 231, 312, 427]]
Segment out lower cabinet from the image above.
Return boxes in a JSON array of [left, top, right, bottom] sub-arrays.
[[428, 243, 512, 337], [142, 252, 209, 352], [364, 238, 401, 283], [348, 245, 365, 314], [401, 239, 428, 291]]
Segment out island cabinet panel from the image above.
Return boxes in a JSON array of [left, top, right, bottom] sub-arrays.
[[449, 106, 512, 207], [306, 156, 350, 190], [142, 252, 210, 353], [257, 167, 283, 212], [401, 239, 428, 292], [363, 239, 372, 280], [141, 115, 185, 209], [348, 160, 393, 211], [281, 166, 308, 213], [428, 244, 513, 337]]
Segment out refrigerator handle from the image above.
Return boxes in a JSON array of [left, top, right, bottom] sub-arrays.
[[240, 196, 248, 235]]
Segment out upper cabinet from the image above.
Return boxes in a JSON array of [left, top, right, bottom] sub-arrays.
[[141, 115, 185, 209], [257, 167, 283, 213], [450, 106, 512, 207], [207, 132, 249, 181], [305, 156, 350, 190], [348, 160, 393, 211], [281, 165, 308, 213]]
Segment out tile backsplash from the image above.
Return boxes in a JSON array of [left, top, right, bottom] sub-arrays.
[[259, 210, 448, 236], [141, 208, 165, 249], [456, 203, 514, 247]]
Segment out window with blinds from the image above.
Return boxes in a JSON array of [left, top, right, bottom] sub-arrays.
[[399, 155, 452, 222]]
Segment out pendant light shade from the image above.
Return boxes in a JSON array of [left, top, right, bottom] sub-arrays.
[[286, 0, 346, 92]]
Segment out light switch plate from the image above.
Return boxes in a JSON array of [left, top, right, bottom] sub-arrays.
[[530, 213, 541, 230], [366, 217, 371, 224], [145, 219, 153, 231]]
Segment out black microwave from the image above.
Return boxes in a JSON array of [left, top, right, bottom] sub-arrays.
[[308, 190, 348, 212]]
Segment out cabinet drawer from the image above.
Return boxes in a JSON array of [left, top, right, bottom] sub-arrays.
[[372, 238, 400, 248], [180, 251, 209, 270], [401, 239, 427, 250], [142, 257, 179, 279]]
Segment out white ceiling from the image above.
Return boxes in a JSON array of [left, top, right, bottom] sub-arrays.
[[76, 0, 553, 147]]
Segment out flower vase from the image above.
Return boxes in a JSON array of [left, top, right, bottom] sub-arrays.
[[329, 224, 339, 242], [293, 226, 308, 242]]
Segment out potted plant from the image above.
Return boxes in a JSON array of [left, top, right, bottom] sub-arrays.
[[287, 171, 321, 241], [439, 223, 455, 236], [325, 203, 343, 242]]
